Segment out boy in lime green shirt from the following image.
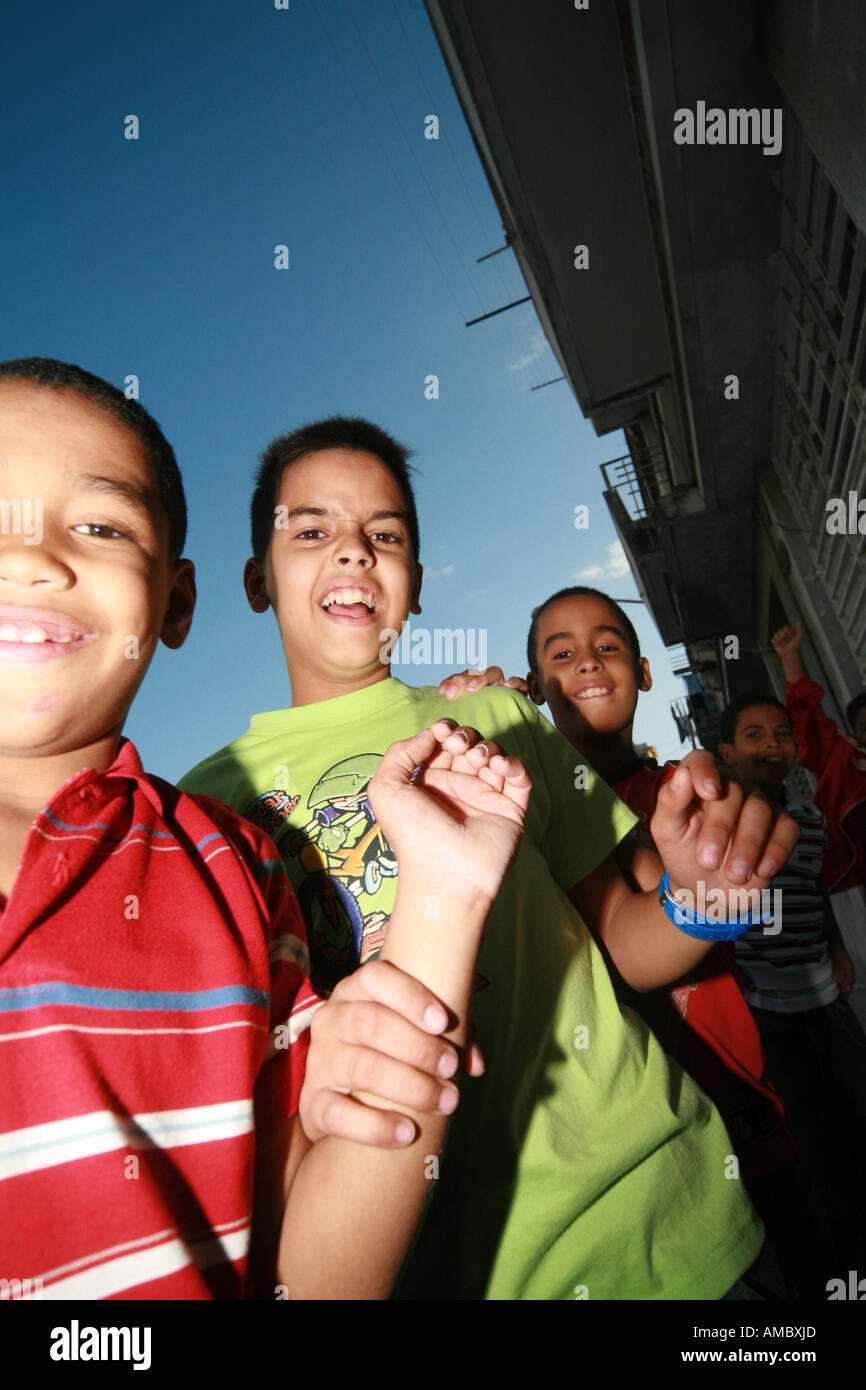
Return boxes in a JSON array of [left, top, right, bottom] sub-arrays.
[[181, 415, 798, 1299]]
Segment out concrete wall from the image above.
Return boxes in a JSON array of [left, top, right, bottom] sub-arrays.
[[767, 0, 866, 229]]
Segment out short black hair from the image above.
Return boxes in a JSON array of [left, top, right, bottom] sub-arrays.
[[718, 692, 792, 747], [250, 415, 420, 565], [527, 585, 641, 673], [0, 357, 187, 562], [847, 692, 866, 732]]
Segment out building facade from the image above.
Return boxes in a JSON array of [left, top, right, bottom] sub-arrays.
[[425, 0, 866, 743]]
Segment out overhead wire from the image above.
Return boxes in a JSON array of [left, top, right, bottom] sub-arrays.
[[387, 0, 516, 304], [309, 0, 471, 322], [342, 0, 487, 316]]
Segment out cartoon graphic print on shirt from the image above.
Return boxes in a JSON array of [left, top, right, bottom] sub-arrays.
[[245, 753, 398, 981], [243, 787, 300, 840]]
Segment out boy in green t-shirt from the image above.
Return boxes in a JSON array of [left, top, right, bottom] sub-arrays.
[[180, 416, 799, 1300]]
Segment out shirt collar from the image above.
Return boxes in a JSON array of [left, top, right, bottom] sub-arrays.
[[55, 736, 168, 821]]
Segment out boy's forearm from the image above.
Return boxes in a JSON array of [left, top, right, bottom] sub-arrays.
[[604, 886, 714, 991], [275, 873, 490, 1299], [569, 860, 714, 992], [601, 843, 714, 989], [376, 870, 490, 1034], [780, 650, 807, 683]]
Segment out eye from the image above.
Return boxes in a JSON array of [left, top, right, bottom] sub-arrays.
[[597, 644, 618, 653], [295, 528, 326, 540], [552, 648, 573, 661], [369, 530, 402, 544], [74, 521, 133, 541]]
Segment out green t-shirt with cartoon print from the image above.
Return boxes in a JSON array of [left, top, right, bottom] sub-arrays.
[[179, 678, 763, 1300]]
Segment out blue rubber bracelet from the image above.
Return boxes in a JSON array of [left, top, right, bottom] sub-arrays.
[[658, 872, 751, 942]]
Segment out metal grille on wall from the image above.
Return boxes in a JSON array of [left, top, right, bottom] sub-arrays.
[[773, 119, 866, 672]]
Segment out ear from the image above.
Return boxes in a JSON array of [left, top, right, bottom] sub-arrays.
[[244, 556, 271, 614], [409, 561, 423, 616], [160, 559, 197, 650], [527, 671, 546, 706], [717, 741, 737, 767], [637, 656, 652, 693]]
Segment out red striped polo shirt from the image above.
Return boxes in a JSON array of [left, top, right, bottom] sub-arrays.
[[0, 738, 320, 1300]]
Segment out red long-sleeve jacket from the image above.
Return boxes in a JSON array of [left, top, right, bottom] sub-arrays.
[[786, 676, 866, 894]]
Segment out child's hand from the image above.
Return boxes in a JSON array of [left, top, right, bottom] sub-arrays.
[[368, 720, 531, 905], [437, 667, 529, 700], [300, 961, 480, 1146], [771, 621, 804, 657], [650, 761, 800, 906], [669, 748, 728, 801], [830, 943, 855, 996]]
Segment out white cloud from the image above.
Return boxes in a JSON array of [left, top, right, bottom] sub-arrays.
[[606, 541, 629, 579], [424, 563, 455, 581], [508, 329, 545, 373], [573, 543, 629, 584]]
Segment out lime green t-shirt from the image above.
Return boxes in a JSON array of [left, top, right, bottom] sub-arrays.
[[179, 678, 763, 1300]]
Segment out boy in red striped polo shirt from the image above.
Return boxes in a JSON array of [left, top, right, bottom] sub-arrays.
[[0, 358, 530, 1300]]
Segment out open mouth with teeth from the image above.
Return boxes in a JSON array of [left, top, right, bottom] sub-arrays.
[[574, 685, 614, 700], [320, 587, 378, 620], [0, 619, 95, 662], [0, 624, 79, 644]]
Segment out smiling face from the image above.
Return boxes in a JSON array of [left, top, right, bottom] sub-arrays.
[[528, 593, 650, 749], [244, 448, 422, 705], [719, 703, 796, 791], [0, 382, 194, 760]]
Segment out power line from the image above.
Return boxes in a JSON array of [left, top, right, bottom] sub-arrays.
[[343, 0, 487, 315], [309, 0, 468, 320], [388, 0, 515, 304]]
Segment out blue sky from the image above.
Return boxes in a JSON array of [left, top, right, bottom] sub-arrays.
[[3, 0, 686, 781]]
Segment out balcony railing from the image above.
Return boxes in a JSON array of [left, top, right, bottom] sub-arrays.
[[600, 447, 672, 521]]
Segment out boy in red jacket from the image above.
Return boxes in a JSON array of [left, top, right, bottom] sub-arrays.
[[772, 622, 866, 903], [442, 588, 848, 1295], [442, 587, 796, 1187]]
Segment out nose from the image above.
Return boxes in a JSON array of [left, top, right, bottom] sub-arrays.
[[333, 527, 373, 567], [575, 646, 603, 673], [0, 537, 73, 590]]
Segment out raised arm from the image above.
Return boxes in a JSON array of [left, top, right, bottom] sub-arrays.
[[772, 622, 849, 771], [569, 757, 799, 991], [272, 721, 530, 1300], [771, 621, 808, 684]]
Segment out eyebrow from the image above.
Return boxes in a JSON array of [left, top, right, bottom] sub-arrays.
[[541, 624, 625, 653], [287, 505, 409, 526], [740, 720, 792, 732], [68, 472, 156, 521]]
